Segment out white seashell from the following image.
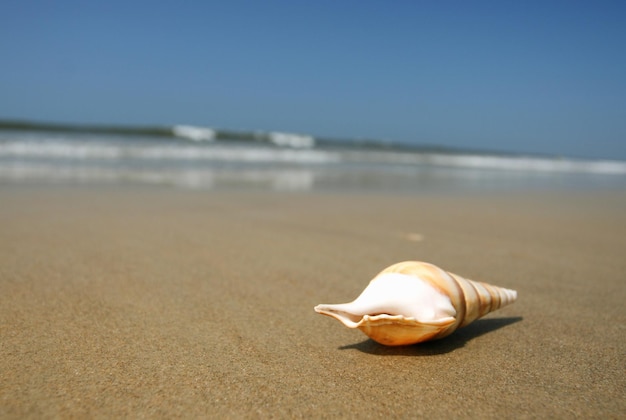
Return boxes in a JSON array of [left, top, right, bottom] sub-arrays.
[[315, 261, 517, 346]]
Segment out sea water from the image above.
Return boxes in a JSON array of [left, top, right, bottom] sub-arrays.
[[1, 125, 625, 193]]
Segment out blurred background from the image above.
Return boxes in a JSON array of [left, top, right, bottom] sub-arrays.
[[1, 0, 625, 191]]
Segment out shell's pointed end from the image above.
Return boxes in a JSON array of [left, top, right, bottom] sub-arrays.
[[500, 287, 518, 306]]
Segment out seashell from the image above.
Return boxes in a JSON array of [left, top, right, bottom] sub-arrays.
[[314, 261, 517, 346]]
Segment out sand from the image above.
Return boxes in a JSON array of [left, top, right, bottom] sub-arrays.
[[1, 186, 624, 418]]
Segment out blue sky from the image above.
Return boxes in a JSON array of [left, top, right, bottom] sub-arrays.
[[1, 1, 625, 159]]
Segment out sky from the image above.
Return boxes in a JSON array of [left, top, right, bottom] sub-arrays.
[[1, 1, 625, 159]]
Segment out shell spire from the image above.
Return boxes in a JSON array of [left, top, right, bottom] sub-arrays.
[[315, 261, 517, 346]]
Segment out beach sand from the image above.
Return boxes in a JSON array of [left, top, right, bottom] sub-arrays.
[[1, 186, 624, 418]]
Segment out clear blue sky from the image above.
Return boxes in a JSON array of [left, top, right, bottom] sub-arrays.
[[1, 1, 625, 159]]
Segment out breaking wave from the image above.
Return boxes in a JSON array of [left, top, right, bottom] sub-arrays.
[[0, 126, 625, 191]]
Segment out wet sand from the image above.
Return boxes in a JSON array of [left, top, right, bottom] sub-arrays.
[[1, 187, 624, 417]]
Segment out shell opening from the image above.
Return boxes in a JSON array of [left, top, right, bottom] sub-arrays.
[[314, 273, 457, 329]]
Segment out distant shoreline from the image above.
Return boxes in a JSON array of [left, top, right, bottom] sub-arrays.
[[2, 119, 626, 191], [0, 118, 556, 158]]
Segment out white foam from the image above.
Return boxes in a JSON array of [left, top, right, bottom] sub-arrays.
[[433, 155, 626, 174], [338, 150, 626, 175], [0, 162, 319, 191], [0, 140, 340, 164], [1, 131, 625, 177], [172, 125, 216, 142], [425, 153, 626, 175], [268, 131, 315, 148], [0, 140, 121, 159]]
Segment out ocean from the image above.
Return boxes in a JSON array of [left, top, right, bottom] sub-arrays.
[[1, 123, 625, 193]]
